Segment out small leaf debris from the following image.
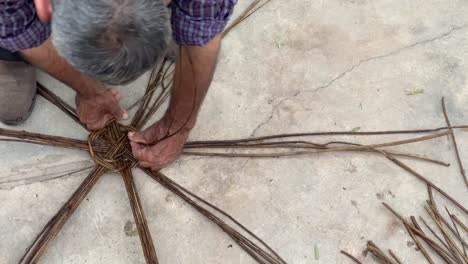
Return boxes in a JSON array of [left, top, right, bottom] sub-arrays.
[[351, 127, 361, 133], [314, 244, 319, 260], [405, 88, 424, 95]]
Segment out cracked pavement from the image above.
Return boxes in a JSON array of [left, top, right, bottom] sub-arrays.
[[251, 24, 468, 137], [1, 1, 468, 263]]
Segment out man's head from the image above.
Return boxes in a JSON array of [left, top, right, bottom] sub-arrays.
[[35, 0, 170, 85]]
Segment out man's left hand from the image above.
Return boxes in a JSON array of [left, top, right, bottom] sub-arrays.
[[76, 88, 128, 130], [128, 117, 189, 170], [128, 36, 222, 171]]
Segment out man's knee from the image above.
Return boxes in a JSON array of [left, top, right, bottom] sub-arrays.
[[0, 58, 37, 126]]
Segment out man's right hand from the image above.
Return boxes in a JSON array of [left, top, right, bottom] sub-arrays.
[[76, 87, 128, 130], [20, 39, 127, 130]]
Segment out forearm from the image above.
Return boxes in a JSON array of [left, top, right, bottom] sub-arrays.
[[20, 38, 106, 97], [165, 35, 221, 132]]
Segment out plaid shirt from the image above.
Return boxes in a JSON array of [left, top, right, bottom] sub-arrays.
[[0, 0, 237, 52], [0, 0, 50, 51], [171, 0, 237, 46]]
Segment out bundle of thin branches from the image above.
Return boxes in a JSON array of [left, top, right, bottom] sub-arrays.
[[341, 118, 468, 264], [341, 243, 403, 264], [341, 101, 467, 264], [380, 189, 467, 264], [342, 183, 467, 264]]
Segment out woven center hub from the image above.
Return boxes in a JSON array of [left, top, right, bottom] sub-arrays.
[[87, 122, 136, 172]]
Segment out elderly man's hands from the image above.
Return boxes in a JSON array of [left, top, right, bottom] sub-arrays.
[[128, 115, 189, 170], [76, 88, 128, 130]]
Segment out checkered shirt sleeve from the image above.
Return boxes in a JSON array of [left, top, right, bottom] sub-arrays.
[[0, 0, 51, 52], [171, 0, 237, 46]]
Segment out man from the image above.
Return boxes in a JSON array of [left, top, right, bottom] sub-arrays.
[[0, 0, 237, 170]]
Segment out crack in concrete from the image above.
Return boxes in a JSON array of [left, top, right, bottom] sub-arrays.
[[306, 24, 467, 94], [250, 25, 467, 137]]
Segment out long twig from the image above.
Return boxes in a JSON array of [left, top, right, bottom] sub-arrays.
[[388, 250, 403, 264], [187, 125, 468, 146], [340, 250, 364, 264], [182, 148, 449, 166], [445, 207, 467, 258], [381, 155, 467, 214], [185, 131, 450, 156], [451, 215, 468, 233], [441, 98, 467, 186]]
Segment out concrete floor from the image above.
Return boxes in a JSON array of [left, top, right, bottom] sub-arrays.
[[1, 0, 467, 263]]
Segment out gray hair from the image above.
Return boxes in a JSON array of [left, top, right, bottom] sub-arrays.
[[51, 0, 170, 85]]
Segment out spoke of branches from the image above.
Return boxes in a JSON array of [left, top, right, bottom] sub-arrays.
[[122, 168, 159, 263], [142, 168, 286, 264], [20, 166, 106, 263]]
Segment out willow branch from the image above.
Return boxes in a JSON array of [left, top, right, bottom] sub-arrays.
[[441, 98, 467, 186], [383, 203, 461, 264], [404, 223, 435, 264], [122, 168, 159, 264], [367, 241, 396, 264], [388, 250, 403, 264], [380, 154, 467, 215], [340, 250, 364, 264], [37, 83, 86, 131], [20, 166, 106, 264], [187, 126, 468, 146]]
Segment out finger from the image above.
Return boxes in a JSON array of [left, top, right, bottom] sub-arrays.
[[109, 88, 119, 96], [109, 104, 128, 120], [151, 160, 168, 171], [106, 89, 126, 120], [128, 128, 158, 144], [130, 141, 154, 162], [139, 161, 153, 168], [85, 117, 104, 130], [120, 109, 129, 120], [151, 154, 175, 171], [151, 165, 162, 171], [87, 122, 103, 131], [130, 120, 169, 144], [89, 114, 113, 130], [110, 88, 123, 101]]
